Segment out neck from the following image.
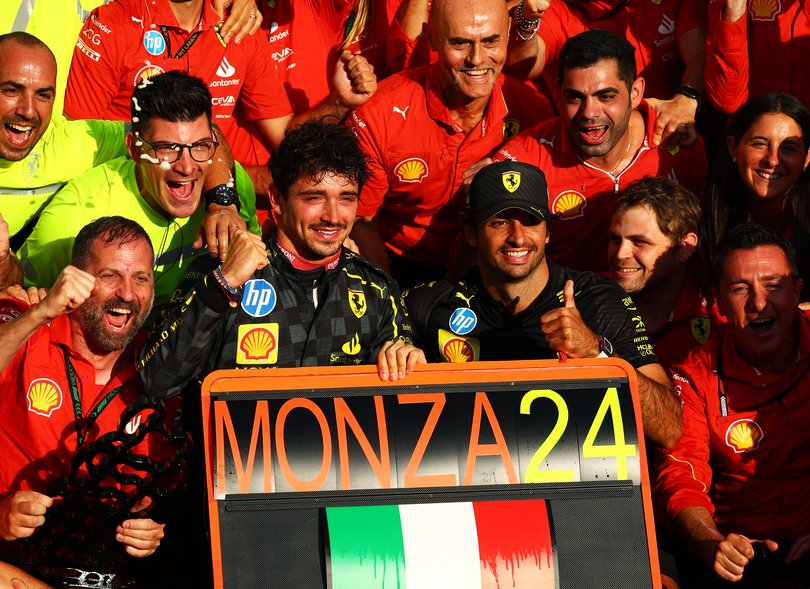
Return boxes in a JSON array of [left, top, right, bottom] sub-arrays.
[[735, 333, 797, 375], [70, 321, 130, 386], [633, 268, 687, 335], [441, 86, 490, 133], [747, 193, 790, 229], [169, 0, 204, 31], [480, 263, 549, 315]]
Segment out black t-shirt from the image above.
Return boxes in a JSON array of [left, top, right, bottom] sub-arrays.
[[404, 262, 658, 368]]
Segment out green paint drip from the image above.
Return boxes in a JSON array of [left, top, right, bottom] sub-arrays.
[[326, 505, 406, 589]]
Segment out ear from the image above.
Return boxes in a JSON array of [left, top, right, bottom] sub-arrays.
[[804, 149, 810, 171], [463, 224, 477, 248], [713, 287, 728, 320], [126, 132, 139, 160], [677, 232, 698, 263], [726, 135, 738, 163], [269, 187, 284, 217], [630, 76, 645, 109]]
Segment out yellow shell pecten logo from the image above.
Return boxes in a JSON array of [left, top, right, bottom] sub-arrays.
[[394, 158, 428, 183], [438, 329, 480, 363], [551, 190, 587, 220], [236, 323, 279, 365], [27, 378, 63, 417], [725, 418, 764, 453], [749, 0, 781, 20]]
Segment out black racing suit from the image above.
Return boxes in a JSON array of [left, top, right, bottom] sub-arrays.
[[138, 240, 413, 398], [403, 262, 657, 368]]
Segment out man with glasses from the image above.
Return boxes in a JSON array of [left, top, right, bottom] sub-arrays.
[[19, 70, 233, 320]]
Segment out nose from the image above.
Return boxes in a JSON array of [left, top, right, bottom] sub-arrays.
[[321, 198, 340, 225], [172, 147, 196, 175], [15, 91, 36, 120], [614, 238, 633, 260], [115, 278, 136, 302], [506, 220, 527, 245], [763, 144, 779, 168], [748, 285, 769, 313], [580, 96, 600, 120], [467, 41, 483, 66]]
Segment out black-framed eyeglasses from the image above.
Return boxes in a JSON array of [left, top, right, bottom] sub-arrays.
[[139, 134, 219, 163]]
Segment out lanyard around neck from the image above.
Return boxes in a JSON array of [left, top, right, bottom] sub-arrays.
[[63, 348, 122, 447]]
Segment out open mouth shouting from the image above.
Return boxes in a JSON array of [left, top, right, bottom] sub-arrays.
[[104, 300, 140, 333], [746, 316, 777, 336], [166, 178, 198, 201], [579, 123, 609, 145], [2, 117, 40, 155]]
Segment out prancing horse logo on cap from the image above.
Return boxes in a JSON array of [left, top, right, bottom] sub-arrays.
[[502, 171, 521, 193]]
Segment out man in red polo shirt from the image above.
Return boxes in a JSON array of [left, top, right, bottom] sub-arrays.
[[655, 224, 810, 586], [0, 216, 178, 587], [347, 0, 554, 288], [608, 176, 714, 369], [64, 0, 291, 178], [495, 30, 706, 274]]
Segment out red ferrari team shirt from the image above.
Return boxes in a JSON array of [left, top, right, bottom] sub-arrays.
[[348, 64, 555, 265], [655, 311, 810, 540], [65, 0, 291, 166], [496, 101, 707, 273], [263, 0, 400, 114], [705, 0, 810, 113], [0, 303, 177, 497], [538, 0, 706, 102]]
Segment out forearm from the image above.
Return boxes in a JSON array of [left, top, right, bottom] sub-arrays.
[[395, 0, 430, 39], [204, 126, 236, 190], [0, 303, 50, 372], [636, 365, 683, 449], [678, 28, 707, 92], [289, 97, 351, 127], [137, 273, 230, 398], [0, 251, 23, 290], [672, 505, 725, 564]]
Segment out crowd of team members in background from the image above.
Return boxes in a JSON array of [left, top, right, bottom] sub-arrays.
[[1, 0, 810, 586]]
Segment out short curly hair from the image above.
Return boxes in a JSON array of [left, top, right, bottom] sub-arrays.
[[269, 119, 368, 198]]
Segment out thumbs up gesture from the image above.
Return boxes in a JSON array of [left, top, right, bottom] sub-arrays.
[[540, 279, 601, 358]]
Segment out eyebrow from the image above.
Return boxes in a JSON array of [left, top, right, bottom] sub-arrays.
[[562, 86, 621, 100]]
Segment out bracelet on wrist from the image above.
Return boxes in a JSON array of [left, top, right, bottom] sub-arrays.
[[514, 0, 542, 39], [212, 265, 239, 306]]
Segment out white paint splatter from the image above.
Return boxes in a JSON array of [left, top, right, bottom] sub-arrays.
[[159, 161, 172, 170], [132, 116, 139, 123], [132, 97, 142, 112], [207, 159, 213, 165], [135, 140, 143, 146], [140, 153, 160, 164]]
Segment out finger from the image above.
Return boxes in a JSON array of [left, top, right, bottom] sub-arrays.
[[338, 49, 355, 66], [563, 280, 576, 308], [130, 496, 154, 513], [376, 341, 394, 381], [404, 348, 426, 375]]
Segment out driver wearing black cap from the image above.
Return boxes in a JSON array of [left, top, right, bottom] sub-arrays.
[[403, 161, 683, 449]]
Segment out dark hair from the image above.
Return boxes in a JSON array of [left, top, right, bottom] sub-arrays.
[[72, 216, 154, 270], [712, 223, 798, 284], [558, 30, 637, 90], [703, 93, 810, 259], [615, 176, 701, 243], [0, 32, 55, 62], [269, 119, 368, 197], [131, 70, 212, 135]]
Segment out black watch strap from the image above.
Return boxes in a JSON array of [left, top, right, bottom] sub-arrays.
[[205, 183, 240, 211], [675, 85, 701, 111]]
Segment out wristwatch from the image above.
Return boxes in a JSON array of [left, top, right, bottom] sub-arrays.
[[674, 85, 702, 112], [204, 183, 240, 211], [597, 335, 613, 358]]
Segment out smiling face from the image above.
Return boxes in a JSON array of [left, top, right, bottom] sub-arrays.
[[271, 172, 359, 262], [559, 58, 643, 162], [0, 40, 56, 162], [716, 245, 802, 369], [728, 112, 810, 204], [466, 208, 549, 284], [128, 114, 213, 219], [73, 237, 154, 354], [429, 0, 509, 108], [608, 205, 692, 295]]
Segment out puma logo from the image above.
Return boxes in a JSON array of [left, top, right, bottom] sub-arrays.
[[393, 105, 410, 120], [454, 292, 474, 306]]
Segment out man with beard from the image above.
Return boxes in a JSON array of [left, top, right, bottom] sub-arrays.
[[347, 0, 554, 288], [138, 119, 423, 398], [494, 30, 707, 275], [404, 161, 682, 449], [608, 176, 715, 369], [0, 216, 167, 584]]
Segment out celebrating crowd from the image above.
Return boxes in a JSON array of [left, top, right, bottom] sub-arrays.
[[1, 0, 809, 587]]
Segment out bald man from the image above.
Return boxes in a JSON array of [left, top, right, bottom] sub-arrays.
[[347, 0, 555, 288]]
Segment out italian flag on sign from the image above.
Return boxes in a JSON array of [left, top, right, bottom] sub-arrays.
[[325, 500, 557, 589]]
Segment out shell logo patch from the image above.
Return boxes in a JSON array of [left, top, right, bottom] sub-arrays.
[[438, 329, 479, 362], [27, 378, 63, 417], [749, 0, 781, 20], [725, 419, 764, 453], [690, 316, 711, 344], [349, 289, 366, 318], [551, 190, 587, 219], [133, 64, 165, 87], [394, 158, 428, 183], [237, 324, 279, 365], [502, 171, 521, 193]]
